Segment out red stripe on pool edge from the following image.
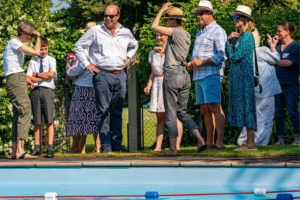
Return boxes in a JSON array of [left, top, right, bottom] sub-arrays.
[[0, 190, 299, 198]]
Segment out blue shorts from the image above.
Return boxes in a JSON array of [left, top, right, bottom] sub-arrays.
[[195, 74, 221, 105]]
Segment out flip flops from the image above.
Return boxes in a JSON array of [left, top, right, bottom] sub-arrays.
[[12, 152, 37, 160]]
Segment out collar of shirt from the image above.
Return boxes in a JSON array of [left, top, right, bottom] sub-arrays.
[[100, 22, 123, 36], [199, 21, 217, 33]]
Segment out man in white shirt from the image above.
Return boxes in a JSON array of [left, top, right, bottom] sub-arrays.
[[27, 37, 57, 158], [74, 4, 138, 153]]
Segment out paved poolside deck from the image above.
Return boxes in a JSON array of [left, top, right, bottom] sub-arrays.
[[0, 156, 299, 168]]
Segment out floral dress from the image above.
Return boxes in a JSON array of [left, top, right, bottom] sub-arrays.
[[225, 32, 257, 130], [148, 50, 165, 113]]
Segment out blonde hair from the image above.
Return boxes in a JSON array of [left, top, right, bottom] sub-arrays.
[[252, 28, 260, 47], [240, 17, 260, 47]]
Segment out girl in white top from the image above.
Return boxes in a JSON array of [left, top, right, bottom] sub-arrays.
[[3, 21, 41, 159], [144, 32, 183, 151]]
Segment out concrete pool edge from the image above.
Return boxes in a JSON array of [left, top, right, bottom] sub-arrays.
[[0, 160, 299, 168]]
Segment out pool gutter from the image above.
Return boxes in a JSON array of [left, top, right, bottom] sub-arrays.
[[0, 160, 299, 168]]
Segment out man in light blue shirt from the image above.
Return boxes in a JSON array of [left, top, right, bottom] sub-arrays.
[[186, 0, 227, 149]]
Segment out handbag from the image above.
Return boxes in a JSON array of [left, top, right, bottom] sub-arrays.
[[253, 42, 263, 94]]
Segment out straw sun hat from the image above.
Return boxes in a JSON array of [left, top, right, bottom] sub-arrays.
[[164, 7, 186, 21], [79, 22, 97, 34], [229, 5, 254, 21]]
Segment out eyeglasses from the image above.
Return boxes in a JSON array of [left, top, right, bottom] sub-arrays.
[[104, 14, 117, 19], [232, 15, 241, 20], [195, 11, 208, 16]]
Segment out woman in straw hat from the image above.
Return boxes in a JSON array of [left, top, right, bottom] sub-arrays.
[[225, 5, 258, 151], [152, 2, 206, 155]]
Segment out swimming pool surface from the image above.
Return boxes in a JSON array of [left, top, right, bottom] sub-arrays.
[[1, 167, 299, 200]]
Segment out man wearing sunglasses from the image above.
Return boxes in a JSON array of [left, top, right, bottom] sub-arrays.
[[74, 4, 138, 153], [186, 0, 227, 149]]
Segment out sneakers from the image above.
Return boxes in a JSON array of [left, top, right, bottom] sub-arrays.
[[235, 144, 257, 151], [112, 145, 128, 152], [275, 141, 285, 145], [102, 146, 113, 154], [45, 150, 54, 158]]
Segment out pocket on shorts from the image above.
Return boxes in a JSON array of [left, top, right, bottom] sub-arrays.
[[14, 99, 31, 116]]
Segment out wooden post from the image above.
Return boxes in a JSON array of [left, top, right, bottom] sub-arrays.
[[127, 61, 141, 152]]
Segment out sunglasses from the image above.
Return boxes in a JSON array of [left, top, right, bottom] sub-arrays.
[[195, 11, 208, 16], [232, 15, 241, 20], [104, 14, 117, 19]]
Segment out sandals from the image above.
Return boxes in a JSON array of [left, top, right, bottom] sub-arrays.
[[164, 149, 178, 156], [197, 145, 207, 152], [12, 152, 37, 160]]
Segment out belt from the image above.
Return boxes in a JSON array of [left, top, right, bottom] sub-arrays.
[[97, 67, 124, 74], [155, 74, 164, 77]]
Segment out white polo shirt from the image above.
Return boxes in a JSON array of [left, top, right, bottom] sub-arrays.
[[26, 55, 57, 89], [3, 38, 24, 77]]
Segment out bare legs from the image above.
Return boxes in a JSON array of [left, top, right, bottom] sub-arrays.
[[154, 112, 183, 152], [200, 103, 225, 148], [92, 133, 101, 153], [153, 112, 165, 151], [70, 134, 101, 154]]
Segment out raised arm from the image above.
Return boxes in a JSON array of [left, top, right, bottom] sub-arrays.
[[226, 32, 254, 63], [18, 30, 41, 56], [151, 2, 173, 37]]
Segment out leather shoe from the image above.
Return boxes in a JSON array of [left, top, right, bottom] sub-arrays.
[[45, 150, 54, 158], [113, 145, 128, 152], [102, 146, 113, 154], [30, 149, 41, 156]]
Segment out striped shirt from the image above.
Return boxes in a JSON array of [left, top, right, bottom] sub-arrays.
[[191, 21, 227, 80]]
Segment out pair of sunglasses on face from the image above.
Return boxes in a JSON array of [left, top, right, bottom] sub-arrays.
[[195, 11, 209, 16], [232, 15, 242, 20], [104, 14, 117, 19]]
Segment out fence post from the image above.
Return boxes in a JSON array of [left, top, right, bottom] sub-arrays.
[[127, 61, 141, 152]]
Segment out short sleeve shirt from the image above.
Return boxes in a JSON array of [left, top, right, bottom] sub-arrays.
[[26, 55, 57, 89], [163, 28, 191, 72], [3, 38, 24, 77], [275, 40, 299, 85]]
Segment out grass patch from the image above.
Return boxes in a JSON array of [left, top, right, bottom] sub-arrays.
[[85, 107, 157, 152], [64, 108, 300, 158], [51, 144, 299, 158]]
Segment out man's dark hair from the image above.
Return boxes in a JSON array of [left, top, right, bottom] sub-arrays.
[[41, 37, 49, 47]]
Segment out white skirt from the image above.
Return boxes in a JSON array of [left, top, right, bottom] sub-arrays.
[[149, 76, 165, 113], [237, 96, 275, 146]]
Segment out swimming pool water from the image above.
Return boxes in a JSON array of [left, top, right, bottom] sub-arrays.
[[1, 167, 299, 200]]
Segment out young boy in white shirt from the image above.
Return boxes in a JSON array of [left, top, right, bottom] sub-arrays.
[[27, 37, 57, 158]]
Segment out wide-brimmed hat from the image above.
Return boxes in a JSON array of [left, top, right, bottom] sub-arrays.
[[164, 7, 186, 21], [192, 0, 217, 15], [229, 5, 254, 21], [79, 22, 97, 34]]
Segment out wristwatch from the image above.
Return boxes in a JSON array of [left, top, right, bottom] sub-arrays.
[[36, 73, 39, 78]]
